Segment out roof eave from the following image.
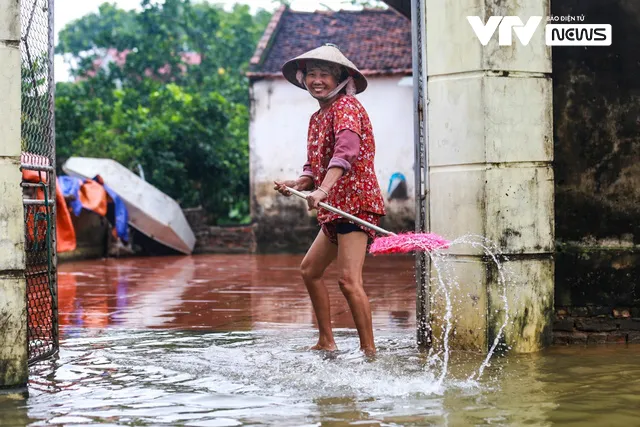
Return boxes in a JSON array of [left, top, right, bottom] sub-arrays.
[[249, 5, 288, 69], [381, 0, 411, 19]]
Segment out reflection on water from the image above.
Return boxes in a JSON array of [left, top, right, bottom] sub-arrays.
[[55, 254, 417, 332], [2, 254, 640, 426]]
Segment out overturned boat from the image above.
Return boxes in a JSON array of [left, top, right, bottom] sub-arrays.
[[62, 157, 196, 255]]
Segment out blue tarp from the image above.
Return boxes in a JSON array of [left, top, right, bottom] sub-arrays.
[[57, 175, 83, 216], [98, 178, 130, 244]]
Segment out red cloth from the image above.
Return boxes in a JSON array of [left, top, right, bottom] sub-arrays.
[[304, 94, 386, 231], [302, 129, 361, 176], [22, 171, 77, 253]]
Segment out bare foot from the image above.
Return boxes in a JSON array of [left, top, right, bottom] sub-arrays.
[[310, 343, 337, 352], [361, 347, 376, 358]]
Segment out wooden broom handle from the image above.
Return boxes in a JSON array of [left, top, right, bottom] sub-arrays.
[[284, 186, 395, 236]]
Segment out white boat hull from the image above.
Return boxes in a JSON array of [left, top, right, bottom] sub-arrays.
[[63, 157, 196, 255]]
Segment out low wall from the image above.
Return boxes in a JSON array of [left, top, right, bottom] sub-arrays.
[[58, 210, 109, 262], [553, 243, 640, 345], [183, 208, 256, 254], [554, 313, 640, 345]]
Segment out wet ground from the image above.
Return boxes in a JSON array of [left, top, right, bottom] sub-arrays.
[[53, 254, 418, 333], [2, 254, 640, 426]]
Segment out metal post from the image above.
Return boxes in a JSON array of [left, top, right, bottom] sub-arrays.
[[47, 0, 59, 353], [411, 0, 431, 348]]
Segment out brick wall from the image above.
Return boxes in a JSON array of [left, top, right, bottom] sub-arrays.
[[183, 207, 256, 254], [554, 307, 640, 345]]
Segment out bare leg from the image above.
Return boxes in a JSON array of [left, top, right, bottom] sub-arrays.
[[336, 231, 375, 356], [300, 230, 338, 351]]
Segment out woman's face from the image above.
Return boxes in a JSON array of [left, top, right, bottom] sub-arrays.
[[305, 66, 339, 99]]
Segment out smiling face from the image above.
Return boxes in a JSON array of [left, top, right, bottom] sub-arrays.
[[304, 62, 341, 100]]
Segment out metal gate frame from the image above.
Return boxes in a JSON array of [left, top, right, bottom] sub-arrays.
[[20, 0, 59, 365], [411, 0, 431, 348]]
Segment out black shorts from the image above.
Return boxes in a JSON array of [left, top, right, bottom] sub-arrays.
[[336, 222, 366, 235], [322, 219, 374, 246]]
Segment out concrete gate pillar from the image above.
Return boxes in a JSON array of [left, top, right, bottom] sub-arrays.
[[424, 0, 554, 353], [0, 0, 28, 388]]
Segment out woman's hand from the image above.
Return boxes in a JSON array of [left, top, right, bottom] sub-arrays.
[[306, 188, 328, 211], [295, 176, 314, 191], [274, 176, 314, 196]]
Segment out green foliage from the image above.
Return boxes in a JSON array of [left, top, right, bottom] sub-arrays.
[[55, 0, 272, 224], [56, 3, 139, 56]]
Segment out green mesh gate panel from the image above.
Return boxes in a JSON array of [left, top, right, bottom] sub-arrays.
[[20, 0, 59, 365], [24, 188, 57, 364]]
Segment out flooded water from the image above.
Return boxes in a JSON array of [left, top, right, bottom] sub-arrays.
[[2, 254, 640, 426]]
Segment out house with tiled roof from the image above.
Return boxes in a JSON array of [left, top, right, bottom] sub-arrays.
[[247, 5, 415, 252]]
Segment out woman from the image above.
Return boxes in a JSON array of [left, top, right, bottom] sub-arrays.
[[274, 44, 386, 356]]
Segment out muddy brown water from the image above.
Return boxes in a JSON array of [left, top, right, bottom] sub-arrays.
[[2, 254, 640, 426]]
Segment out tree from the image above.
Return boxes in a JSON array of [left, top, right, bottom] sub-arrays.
[[55, 0, 271, 224]]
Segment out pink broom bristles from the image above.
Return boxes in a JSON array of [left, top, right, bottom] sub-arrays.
[[279, 186, 450, 255], [369, 232, 450, 255]]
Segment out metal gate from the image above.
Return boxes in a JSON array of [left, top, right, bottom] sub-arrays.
[[20, 0, 59, 365], [411, 0, 431, 348]]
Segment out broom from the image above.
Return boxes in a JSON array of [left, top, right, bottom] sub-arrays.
[[283, 186, 450, 254]]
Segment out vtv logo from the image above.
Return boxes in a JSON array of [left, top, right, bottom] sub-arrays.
[[467, 16, 543, 46]]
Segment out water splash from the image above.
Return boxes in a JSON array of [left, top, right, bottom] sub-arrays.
[[428, 251, 453, 387], [24, 328, 640, 427], [464, 235, 512, 381], [412, 234, 515, 385]]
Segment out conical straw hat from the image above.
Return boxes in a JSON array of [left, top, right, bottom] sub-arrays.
[[281, 43, 368, 94]]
